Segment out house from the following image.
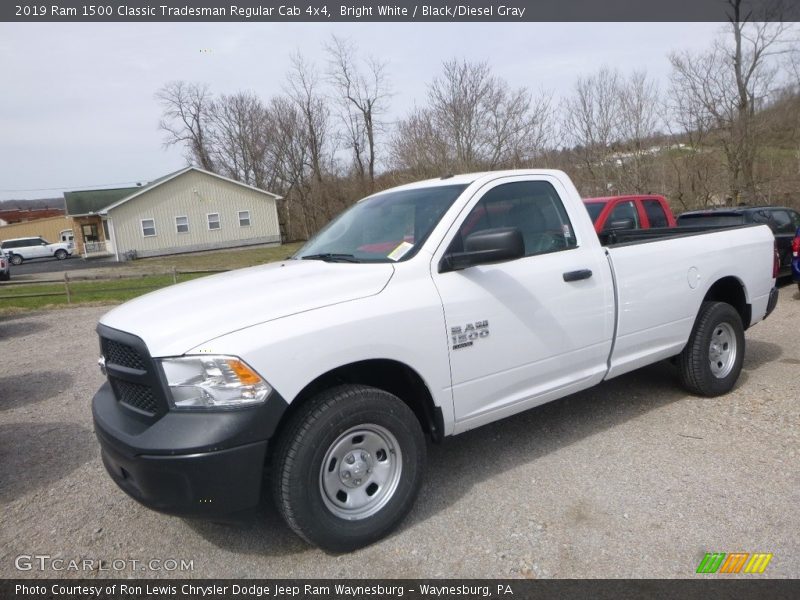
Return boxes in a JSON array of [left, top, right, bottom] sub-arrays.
[[0, 215, 77, 250], [64, 167, 282, 261]]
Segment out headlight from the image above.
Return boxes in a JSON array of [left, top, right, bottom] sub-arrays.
[[159, 355, 271, 410]]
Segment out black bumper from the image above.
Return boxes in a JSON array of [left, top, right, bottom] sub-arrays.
[[92, 381, 287, 517], [765, 286, 779, 320]]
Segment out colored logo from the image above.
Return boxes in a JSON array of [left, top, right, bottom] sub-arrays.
[[696, 552, 773, 574]]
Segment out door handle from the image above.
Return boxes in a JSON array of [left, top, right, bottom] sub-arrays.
[[563, 269, 593, 282]]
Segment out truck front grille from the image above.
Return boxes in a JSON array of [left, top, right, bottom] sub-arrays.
[[104, 339, 147, 371], [110, 378, 160, 415], [98, 326, 168, 419]]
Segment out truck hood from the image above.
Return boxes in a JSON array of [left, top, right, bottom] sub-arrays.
[[99, 259, 395, 356]]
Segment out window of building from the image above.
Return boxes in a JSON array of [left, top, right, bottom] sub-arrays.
[[207, 213, 221, 230], [238, 210, 251, 227], [141, 219, 156, 237], [176, 216, 189, 233]]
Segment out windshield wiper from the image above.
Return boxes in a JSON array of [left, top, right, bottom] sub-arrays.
[[300, 253, 361, 263]]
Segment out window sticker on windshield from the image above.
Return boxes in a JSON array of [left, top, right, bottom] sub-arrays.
[[387, 241, 414, 261]]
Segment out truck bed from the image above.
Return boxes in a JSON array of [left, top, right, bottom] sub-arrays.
[[598, 224, 763, 247]]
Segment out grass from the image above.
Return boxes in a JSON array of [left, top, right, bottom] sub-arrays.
[[126, 242, 304, 273], [0, 273, 208, 312], [0, 242, 306, 314]]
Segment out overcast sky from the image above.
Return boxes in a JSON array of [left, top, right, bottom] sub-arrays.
[[0, 22, 725, 201]]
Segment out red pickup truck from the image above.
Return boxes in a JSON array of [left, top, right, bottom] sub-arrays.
[[583, 195, 676, 233]]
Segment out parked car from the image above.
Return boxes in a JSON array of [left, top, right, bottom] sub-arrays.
[[0, 236, 73, 265], [0, 251, 9, 281], [92, 170, 777, 552], [677, 206, 800, 278], [792, 226, 800, 292], [583, 194, 677, 233]]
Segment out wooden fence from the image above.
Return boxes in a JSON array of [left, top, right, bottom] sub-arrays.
[[0, 268, 226, 304]]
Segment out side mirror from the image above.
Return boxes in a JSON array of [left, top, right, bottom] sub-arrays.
[[603, 218, 635, 232], [440, 227, 525, 272]]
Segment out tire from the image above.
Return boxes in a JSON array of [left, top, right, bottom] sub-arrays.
[[677, 301, 745, 397], [272, 384, 426, 552], [54, 249, 68, 260], [9, 254, 23, 266]]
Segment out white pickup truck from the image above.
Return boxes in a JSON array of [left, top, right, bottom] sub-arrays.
[[92, 170, 778, 552]]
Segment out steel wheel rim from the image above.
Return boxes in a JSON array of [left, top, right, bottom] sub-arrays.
[[708, 322, 737, 378], [319, 423, 402, 520]]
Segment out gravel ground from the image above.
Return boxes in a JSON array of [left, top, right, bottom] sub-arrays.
[[0, 289, 798, 579]]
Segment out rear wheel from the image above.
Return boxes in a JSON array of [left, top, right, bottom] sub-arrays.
[[677, 301, 744, 397], [272, 385, 425, 552], [54, 249, 68, 260], [9, 254, 23, 266]]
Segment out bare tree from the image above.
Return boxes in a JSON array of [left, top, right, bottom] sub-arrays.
[[286, 53, 331, 185], [669, 0, 790, 203], [205, 91, 273, 189], [156, 81, 215, 171], [561, 66, 622, 195], [616, 71, 662, 192], [326, 35, 390, 190], [392, 59, 552, 176]]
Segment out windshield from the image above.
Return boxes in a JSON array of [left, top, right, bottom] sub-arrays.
[[295, 184, 469, 263], [583, 201, 606, 223]]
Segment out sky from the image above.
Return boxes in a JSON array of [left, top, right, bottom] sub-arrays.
[[0, 21, 725, 201]]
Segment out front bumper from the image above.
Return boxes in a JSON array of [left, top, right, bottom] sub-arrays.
[[92, 381, 287, 517]]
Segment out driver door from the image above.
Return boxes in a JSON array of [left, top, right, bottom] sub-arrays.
[[432, 176, 614, 432]]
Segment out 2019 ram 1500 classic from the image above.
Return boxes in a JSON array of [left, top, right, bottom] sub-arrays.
[[92, 170, 779, 552]]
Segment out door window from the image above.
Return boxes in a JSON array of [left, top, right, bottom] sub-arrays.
[[455, 181, 577, 257], [642, 199, 668, 228], [607, 201, 640, 229]]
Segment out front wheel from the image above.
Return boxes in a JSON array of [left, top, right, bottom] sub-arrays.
[[677, 301, 745, 397], [272, 385, 425, 552], [54, 249, 68, 260], [9, 254, 23, 266]]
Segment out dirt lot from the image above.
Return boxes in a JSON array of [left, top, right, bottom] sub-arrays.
[[0, 289, 798, 579]]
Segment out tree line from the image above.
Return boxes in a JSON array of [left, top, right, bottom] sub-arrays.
[[157, 1, 799, 240]]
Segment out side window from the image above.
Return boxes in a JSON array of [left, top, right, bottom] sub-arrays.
[[607, 201, 640, 229], [455, 181, 577, 257], [770, 210, 794, 234], [642, 199, 668, 228], [238, 210, 251, 227], [207, 213, 221, 230], [751, 210, 772, 228]]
